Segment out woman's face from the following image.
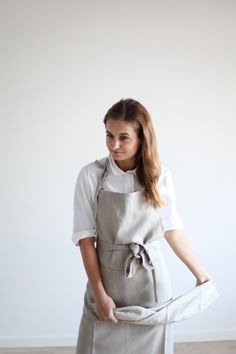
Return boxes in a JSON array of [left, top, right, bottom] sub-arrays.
[[105, 119, 142, 161]]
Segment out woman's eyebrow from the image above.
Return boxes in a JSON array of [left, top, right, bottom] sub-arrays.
[[106, 130, 130, 136]]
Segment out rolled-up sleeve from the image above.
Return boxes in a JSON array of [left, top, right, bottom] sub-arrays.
[[72, 167, 97, 246], [158, 167, 184, 234]]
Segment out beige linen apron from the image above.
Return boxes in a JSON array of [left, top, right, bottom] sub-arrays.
[[76, 158, 219, 354]]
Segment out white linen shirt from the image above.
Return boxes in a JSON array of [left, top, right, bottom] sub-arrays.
[[72, 153, 184, 246]]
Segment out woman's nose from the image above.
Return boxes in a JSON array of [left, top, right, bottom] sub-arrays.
[[111, 139, 120, 150]]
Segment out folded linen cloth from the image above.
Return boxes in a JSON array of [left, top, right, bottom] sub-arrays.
[[113, 280, 219, 325]]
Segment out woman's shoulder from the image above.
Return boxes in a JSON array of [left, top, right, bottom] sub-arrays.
[[77, 156, 107, 182], [157, 163, 173, 190], [158, 163, 169, 180]]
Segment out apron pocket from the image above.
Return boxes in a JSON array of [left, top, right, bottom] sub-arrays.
[[100, 265, 160, 307]]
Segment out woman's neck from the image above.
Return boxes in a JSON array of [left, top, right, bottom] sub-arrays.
[[114, 156, 138, 172]]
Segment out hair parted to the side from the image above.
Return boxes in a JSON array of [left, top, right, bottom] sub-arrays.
[[103, 98, 166, 208]]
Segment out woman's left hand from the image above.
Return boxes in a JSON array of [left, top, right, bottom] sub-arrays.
[[195, 272, 213, 286]]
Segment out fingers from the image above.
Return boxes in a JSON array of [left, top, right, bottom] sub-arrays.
[[96, 308, 118, 323], [95, 295, 118, 323], [102, 310, 118, 323], [108, 310, 118, 323]]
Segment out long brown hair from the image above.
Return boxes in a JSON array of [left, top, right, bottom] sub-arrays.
[[103, 98, 166, 208]]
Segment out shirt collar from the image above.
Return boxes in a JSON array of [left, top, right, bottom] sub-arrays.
[[108, 153, 137, 176]]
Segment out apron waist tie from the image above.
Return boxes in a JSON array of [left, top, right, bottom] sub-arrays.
[[124, 243, 154, 278], [97, 239, 159, 301], [97, 240, 159, 277], [124, 243, 159, 303]]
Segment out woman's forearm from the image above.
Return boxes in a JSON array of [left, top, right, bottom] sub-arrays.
[[164, 230, 211, 282], [79, 237, 107, 301], [79, 237, 118, 323]]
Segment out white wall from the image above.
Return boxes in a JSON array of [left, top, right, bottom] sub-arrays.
[[0, 0, 235, 347]]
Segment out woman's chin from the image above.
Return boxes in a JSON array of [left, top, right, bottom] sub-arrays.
[[111, 153, 125, 159]]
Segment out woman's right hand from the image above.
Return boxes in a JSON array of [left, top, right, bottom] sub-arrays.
[[95, 294, 118, 323]]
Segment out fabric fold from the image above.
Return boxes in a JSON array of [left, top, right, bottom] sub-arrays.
[[112, 280, 219, 325]]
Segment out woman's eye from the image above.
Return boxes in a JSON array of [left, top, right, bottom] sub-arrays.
[[106, 134, 129, 141]]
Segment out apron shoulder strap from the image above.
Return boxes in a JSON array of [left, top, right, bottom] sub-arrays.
[[93, 157, 109, 238], [95, 156, 109, 169], [95, 159, 105, 168]]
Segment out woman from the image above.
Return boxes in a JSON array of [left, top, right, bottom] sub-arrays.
[[72, 98, 215, 354]]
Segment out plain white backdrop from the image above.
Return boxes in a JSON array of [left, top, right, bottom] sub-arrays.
[[0, 0, 235, 347]]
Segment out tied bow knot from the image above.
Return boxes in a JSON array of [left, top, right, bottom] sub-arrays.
[[124, 243, 154, 278]]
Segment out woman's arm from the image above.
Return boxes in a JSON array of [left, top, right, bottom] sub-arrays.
[[79, 237, 118, 323], [164, 230, 212, 286]]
